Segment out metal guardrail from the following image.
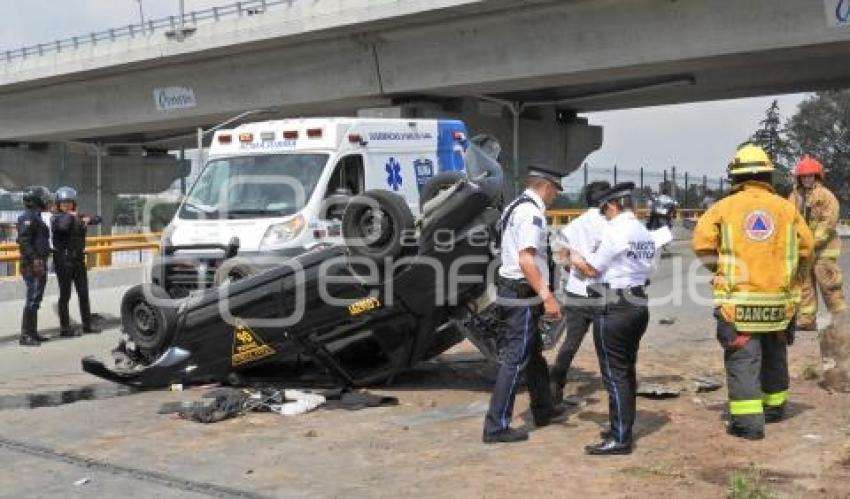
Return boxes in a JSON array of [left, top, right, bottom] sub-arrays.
[[0, 233, 160, 277], [547, 208, 706, 226], [3, 0, 296, 62]]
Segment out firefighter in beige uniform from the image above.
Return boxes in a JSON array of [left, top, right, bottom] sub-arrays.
[[788, 155, 847, 330]]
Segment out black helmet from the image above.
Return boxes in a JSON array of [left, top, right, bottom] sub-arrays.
[[55, 186, 78, 203], [22, 186, 51, 210]]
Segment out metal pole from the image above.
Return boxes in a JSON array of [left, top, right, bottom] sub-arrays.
[[583, 163, 588, 188], [684, 171, 689, 208], [179, 148, 187, 195], [671, 166, 677, 200], [511, 103, 520, 198], [639, 166, 644, 206], [96, 143, 103, 236], [136, 0, 146, 31], [197, 126, 205, 169], [179, 0, 185, 29], [613, 164, 618, 184]]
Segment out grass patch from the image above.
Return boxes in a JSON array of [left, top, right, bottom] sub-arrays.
[[623, 465, 687, 479], [801, 364, 821, 381], [728, 466, 774, 499]]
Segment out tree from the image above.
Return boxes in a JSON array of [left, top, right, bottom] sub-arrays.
[[749, 99, 794, 195], [785, 91, 850, 212]]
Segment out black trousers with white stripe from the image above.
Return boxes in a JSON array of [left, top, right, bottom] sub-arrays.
[[592, 291, 649, 444], [483, 284, 555, 435]]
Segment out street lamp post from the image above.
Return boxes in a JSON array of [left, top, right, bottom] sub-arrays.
[[135, 0, 145, 28]]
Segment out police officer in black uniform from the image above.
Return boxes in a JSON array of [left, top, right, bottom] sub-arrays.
[[17, 186, 52, 346], [483, 166, 567, 444], [52, 186, 102, 336], [569, 182, 655, 455]]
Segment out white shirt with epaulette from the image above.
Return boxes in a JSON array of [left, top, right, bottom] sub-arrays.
[[586, 211, 655, 289], [498, 189, 549, 283]]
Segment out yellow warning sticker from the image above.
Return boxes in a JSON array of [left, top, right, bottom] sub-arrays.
[[347, 297, 381, 316], [231, 320, 276, 367]]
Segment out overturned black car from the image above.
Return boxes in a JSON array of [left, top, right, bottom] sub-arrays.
[[83, 143, 515, 388]]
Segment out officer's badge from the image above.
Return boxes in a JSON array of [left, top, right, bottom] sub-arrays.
[[743, 210, 774, 241]]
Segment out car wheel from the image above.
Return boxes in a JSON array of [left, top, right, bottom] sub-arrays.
[[419, 172, 465, 209], [120, 283, 179, 363], [343, 190, 415, 261]]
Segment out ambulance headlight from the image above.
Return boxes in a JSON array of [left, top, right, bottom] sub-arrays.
[[260, 215, 305, 249]]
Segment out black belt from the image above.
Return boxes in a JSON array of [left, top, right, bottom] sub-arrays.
[[496, 276, 535, 297], [587, 283, 647, 299]]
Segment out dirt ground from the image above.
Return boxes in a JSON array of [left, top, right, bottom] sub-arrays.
[[0, 242, 848, 498]]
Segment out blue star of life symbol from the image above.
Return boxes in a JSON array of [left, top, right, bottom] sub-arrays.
[[385, 157, 402, 191]]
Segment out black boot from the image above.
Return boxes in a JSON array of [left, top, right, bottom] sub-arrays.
[[60, 327, 81, 338], [726, 424, 764, 441], [19, 310, 44, 346], [482, 427, 529, 444], [82, 322, 102, 334], [29, 311, 49, 342], [585, 438, 633, 455]]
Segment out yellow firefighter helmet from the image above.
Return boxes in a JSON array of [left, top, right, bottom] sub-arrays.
[[727, 144, 775, 177]]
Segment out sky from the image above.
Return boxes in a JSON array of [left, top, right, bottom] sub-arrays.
[[0, 0, 811, 180]]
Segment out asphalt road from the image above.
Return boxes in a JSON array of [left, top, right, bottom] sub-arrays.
[[0, 240, 843, 498]]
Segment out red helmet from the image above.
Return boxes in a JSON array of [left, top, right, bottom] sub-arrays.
[[794, 155, 824, 178]]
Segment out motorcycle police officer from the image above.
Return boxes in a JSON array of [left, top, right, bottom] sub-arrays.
[[483, 166, 567, 444], [52, 186, 102, 336], [569, 182, 655, 455], [17, 186, 52, 346]]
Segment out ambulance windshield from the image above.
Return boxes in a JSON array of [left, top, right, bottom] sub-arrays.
[[179, 153, 329, 219]]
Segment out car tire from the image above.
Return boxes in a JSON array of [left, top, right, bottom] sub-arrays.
[[213, 259, 259, 287], [419, 171, 465, 209], [343, 190, 415, 262], [121, 283, 179, 363]]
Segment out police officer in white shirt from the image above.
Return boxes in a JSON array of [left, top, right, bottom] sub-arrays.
[[570, 182, 655, 455], [483, 166, 567, 444], [549, 181, 610, 403]]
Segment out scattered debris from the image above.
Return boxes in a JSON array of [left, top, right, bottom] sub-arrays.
[[637, 382, 682, 399], [659, 316, 677, 325], [803, 434, 822, 441], [691, 375, 723, 393], [820, 313, 850, 392], [389, 401, 489, 427], [562, 395, 586, 407], [304, 430, 319, 438], [73, 477, 91, 486]]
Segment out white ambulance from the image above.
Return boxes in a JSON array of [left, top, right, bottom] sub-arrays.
[[157, 117, 470, 295]]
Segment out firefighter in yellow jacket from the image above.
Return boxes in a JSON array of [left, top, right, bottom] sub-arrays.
[[788, 156, 847, 330], [693, 145, 814, 440]]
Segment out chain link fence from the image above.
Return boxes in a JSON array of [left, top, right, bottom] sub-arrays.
[[556, 164, 728, 209]]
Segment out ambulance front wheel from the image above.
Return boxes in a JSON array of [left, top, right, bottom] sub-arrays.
[[342, 190, 415, 262]]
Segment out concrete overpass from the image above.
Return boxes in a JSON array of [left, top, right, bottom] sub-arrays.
[[1, 0, 850, 206], [2, 0, 849, 144]]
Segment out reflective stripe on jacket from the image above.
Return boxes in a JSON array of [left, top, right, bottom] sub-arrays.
[[788, 181, 841, 259], [693, 181, 814, 332]]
